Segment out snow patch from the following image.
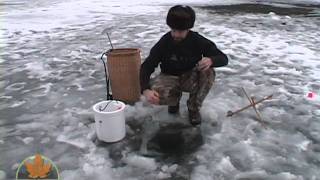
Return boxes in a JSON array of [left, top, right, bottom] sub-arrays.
[[40, 137, 50, 144], [9, 100, 26, 108], [21, 137, 34, 144], [5, 82, 26, 91], [56, 134, 87, 149]]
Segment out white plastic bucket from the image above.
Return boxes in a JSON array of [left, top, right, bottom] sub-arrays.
[[92, 100, 126, 142]]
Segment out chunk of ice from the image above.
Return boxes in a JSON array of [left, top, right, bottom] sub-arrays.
[[125, 154, 157, 171]]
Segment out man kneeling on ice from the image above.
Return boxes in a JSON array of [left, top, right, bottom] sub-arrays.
[[140, 5, 228, 126]]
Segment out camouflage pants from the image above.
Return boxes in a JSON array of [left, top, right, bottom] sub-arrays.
[[151, 68, 215, 112]]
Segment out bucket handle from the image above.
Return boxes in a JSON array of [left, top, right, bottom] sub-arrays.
[[98, 100, 121, 112], [100, 50, 113, 100]]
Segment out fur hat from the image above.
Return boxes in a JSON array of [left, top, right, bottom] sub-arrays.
[[166, 5, 195, 30]]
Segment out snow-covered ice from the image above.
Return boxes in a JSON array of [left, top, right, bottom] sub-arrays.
[[1, 0, 319, 179]]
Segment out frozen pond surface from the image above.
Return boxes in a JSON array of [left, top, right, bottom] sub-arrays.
[[1, 0, 320, 179]]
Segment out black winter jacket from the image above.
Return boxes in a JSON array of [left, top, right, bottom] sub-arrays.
[[140, 31, 228, 92]]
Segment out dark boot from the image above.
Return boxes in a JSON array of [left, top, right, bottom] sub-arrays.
[[188, 110, 201, 126], [168, 103, 180, 114]]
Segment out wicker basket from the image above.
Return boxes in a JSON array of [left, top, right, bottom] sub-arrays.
[[106, 48, 141, 104]]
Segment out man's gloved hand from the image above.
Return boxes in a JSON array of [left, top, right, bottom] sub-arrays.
[[143, 89, 160, 105], [197, 57, 213, 71]]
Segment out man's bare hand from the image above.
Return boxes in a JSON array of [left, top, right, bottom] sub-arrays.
[[197, 57, 213, 71], [143, 89, 160, 105]]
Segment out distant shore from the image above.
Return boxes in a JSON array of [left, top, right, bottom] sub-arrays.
[[197, 3, 320, 16]]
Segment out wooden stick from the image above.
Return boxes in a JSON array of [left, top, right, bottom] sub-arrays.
[[250, 97, 262, 121], [251, 97, 267, 128], [227, 94, 272, 117], [241, 88, 267, 128]]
